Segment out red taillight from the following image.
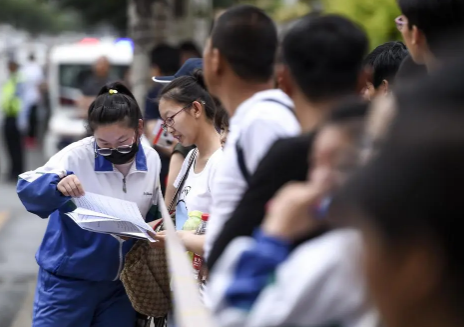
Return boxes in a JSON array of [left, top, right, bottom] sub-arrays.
[[59, 97, 76, 106]]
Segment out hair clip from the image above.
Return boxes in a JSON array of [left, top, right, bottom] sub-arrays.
[[109, 89, 118, 94]]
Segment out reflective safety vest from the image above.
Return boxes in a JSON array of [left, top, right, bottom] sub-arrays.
[[1, 73, 22, 117]]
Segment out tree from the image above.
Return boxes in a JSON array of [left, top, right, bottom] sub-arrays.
[[60, 0, 128, 35], [0, 0, 81, 34], [321, 0, 402, 49]]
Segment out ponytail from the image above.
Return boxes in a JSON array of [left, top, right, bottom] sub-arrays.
[[87, 81, 142, 133]]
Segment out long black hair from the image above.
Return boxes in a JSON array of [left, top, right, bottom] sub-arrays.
[[159, 69, 217, 122], [87, 81, 142, 133]]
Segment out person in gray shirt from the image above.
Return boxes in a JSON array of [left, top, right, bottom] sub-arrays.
[[77, 56, 118, 119]]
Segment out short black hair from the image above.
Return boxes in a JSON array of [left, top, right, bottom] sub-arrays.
[[398, 0, 464, 55], [282, 14, 368, 102], [211, 4, 277, 83], [179, 41, 202, 57], [364, 41, 409, 89], [150, 44, 181, 75], [87, 81, 142, 133]]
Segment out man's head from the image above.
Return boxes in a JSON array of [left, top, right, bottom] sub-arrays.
[[396, 0, 464, 65], [310, 98, 368, 193], [203, 5, 278, 97], [279, 14, 368, 107], [7, 60, 19, 74], [179, 41, 202, 65], [93, 56, 110, 78], [363, 41, 409, 100], [150, 44, 181, 77]]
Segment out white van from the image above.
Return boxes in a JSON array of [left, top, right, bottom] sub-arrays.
[[44, 39, 133, 159]]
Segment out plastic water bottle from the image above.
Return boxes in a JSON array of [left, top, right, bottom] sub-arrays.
[[192, 213, 209, 282]]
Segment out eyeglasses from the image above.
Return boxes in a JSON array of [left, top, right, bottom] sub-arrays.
[[161, 101, 206, 131], [395, 16, 406, 31], [161, 103, 192, 131], [96, 136, 136, 156]]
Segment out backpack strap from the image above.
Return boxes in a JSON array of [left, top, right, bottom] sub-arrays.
[[236, 141, 251, 184], [235, 99, 296, 184], [167, 148, 198, 213]]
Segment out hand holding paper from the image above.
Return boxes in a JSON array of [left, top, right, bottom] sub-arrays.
[[66, 192, 156, 241]]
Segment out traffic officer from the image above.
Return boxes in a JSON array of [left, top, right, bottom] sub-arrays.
[[1, 59, 26, 182]]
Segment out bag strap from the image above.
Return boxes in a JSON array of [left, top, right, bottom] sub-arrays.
[[167, 148, 198, 212], [235, 99, 296, 184]]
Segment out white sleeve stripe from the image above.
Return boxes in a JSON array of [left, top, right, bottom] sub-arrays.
[[19, 168, 67, 183]]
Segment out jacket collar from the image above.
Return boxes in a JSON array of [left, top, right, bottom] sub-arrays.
[[94, 141, 148, 172]]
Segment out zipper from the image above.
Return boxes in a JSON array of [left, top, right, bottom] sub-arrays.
[[113, 239, 124, 281], [122, 177, 127, 193]]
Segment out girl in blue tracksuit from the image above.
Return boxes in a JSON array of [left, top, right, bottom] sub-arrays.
[[17, 82, 161, 327]]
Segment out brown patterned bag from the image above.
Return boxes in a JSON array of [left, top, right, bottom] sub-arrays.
[[120, 240, 172, 318], [121, 149, 198, 321]]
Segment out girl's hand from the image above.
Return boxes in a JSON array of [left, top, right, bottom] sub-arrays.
[[57, 175, 85, 197], [148, 230, 166, 248], [176, 230, 196, 244], [148, 219, 163, 230]]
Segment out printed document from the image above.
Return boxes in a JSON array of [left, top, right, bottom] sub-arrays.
[[65, 192, 156, 241]]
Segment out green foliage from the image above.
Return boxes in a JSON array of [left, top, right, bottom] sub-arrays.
[[59, 0, 127, 35], [213, 0, 235, 8], [0, 0, 82, 34], [273, 2, 311, 22], [213, 0, 283, 14], [321, 0, 402, 49]]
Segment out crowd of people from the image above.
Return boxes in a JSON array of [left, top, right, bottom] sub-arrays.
[[12, 0, 464, 327]]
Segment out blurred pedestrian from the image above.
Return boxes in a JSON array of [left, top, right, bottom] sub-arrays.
[[179, 40, 202, 65], [21, 53, 44, 149], [145, 44, 181, 195], [202, 5, 301, 259], [77, 56, 117, 119], [208, 14, 369, 269], [396, 0, 464, 72], [362, 41, 409, 100], [1, 59, 26, 182], [208, 100, 379, 327]]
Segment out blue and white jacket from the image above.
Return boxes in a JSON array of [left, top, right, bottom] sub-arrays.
[[17, 137, 161, 282], [206, 229, 380, 327]]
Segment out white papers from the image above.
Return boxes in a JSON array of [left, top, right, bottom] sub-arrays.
[[66, 192, 156, 242]]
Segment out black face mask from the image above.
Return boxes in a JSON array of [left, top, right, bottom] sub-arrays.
[[104, 142, 139, 165]]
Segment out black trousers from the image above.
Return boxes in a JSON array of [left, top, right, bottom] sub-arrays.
[[3, 116, 24, 180], [28, 104, 38, 139]]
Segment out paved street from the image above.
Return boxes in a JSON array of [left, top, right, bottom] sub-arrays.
[[0, 138, 47, 327]]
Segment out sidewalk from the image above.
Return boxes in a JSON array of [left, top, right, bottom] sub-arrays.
[[10, 282, 35, 327]]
